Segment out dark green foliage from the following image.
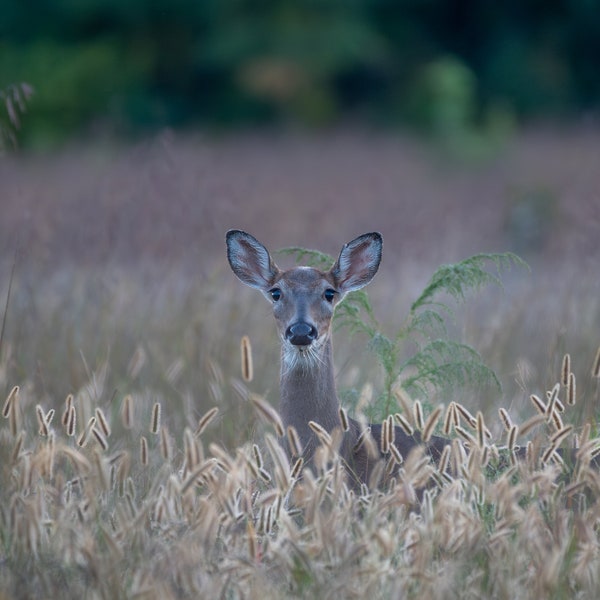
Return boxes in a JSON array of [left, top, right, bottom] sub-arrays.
[[283, 246, 527, 420], [1, 0, 599, 145], [0, 82, 34, 151]]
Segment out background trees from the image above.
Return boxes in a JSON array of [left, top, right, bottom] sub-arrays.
[[2, 0, 599, 145]]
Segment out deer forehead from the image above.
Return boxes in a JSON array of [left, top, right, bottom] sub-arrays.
[[277, 267, 335, 293]]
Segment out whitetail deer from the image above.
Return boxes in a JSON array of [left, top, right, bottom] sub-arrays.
[[226, 230, 447, 487]]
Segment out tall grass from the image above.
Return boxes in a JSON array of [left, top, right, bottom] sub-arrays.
[[1, 258, 600, 597], [1, 342, 600, 598]]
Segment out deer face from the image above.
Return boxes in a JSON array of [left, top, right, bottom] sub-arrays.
[[266, 266, 339, 369], [226, 230, 382, 369]]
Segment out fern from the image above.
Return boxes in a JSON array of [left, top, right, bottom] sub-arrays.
[[399, 340, 500, 397], [280, 246, 527, 421], [411, 252, 528, 313]]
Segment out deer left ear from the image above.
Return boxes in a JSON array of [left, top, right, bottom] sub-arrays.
[[330, 232, 382, 293], [226, 230, 280, 291]]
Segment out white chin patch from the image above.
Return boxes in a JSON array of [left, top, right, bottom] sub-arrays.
[[282, 340, 321, 373]]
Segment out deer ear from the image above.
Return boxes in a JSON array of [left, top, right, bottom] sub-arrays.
[[226, 230, 280, 290], [330, 232, 382, 293]]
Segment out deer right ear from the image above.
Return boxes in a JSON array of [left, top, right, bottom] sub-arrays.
[[226, 230, 280, 290], [330, 232, 383, 293]]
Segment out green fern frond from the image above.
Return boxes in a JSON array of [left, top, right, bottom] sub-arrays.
[[368, 333, 397, 374], [400, 360, 500, 400], [399, 339, 501, 397], [403, 307, 449, 340], [411, 252, 528, 313], [334, 290, 378, 335]]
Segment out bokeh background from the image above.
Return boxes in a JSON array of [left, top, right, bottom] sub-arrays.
[[1, 0, 599, 444], [2, 0, 600, 145]]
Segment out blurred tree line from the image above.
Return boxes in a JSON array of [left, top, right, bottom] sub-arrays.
[[1, 0, 599, 146]]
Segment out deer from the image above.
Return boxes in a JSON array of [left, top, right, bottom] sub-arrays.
[[226, 230, 448, 488]]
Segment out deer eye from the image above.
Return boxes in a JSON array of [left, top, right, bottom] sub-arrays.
[[269, 288, 282, 302], [323, 289, 336, 303]]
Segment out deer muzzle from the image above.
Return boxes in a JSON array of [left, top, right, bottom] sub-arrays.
[[285, 322, 318, 346]]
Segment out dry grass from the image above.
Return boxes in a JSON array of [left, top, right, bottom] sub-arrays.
[[0, 128, 599, 597], [1, 351, 600, 598]]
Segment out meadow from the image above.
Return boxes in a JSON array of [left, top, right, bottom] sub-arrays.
[[0, 128, 599, 598]]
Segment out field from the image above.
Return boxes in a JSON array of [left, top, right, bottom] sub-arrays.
[[1, 127, 600, 598]]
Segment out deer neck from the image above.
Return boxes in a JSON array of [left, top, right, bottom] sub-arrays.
[[279, 337, 342, 452]]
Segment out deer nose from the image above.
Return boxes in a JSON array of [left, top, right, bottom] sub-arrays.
[[286, 322, 317, 346]]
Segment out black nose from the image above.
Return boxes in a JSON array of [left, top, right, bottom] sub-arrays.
[[286, 322, 317, 346]]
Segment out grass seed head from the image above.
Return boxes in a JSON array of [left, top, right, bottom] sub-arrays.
[[140, 436, 148, 466], [94, 407, 111, 437], [286, 425, 303, 457], [550, 425, 574, 446], [308, 420, 332, 446], [45, 408, 55, 426], [455, 426, 476, 446], [66, 406, 76, 437], [423, 405, 443, 443], [353, 426, 371, 453], [389, 442, 404, 465], [519, 414, 546, 437], [413, 400, 424, 431], [339, 406, 349, 432], [240, 335, 253, 382], [508, 424, 518, 450], [499, 408, 512, 432], [476, 411, 486, 448], [251, 395, 284, 437], [541, 443, 559, 465], [380, 418, 390, 454], [387, 414, 395, 445], [2, 385, 19, 418], [561, 353, 571, 386], [150, 402, 161, 434], [567, 372, 576, 406], [121, 394, 134, 430], [91, 427, 109, 451], [290, 456, 304, 479], [443, 402, 455, 435], [252, 443, 263, 469], [36, 404, 48, 436], [160, 427, 172, 461], [61, 394, 74, 426], [550, 408, 564, 432], [454, 403, 477, 428], [258, 467, 272, 483], [8, 396, 20, 437], [438, 444, 451, 474], [77, 417, 96, 447], [530, 394, 546, 415], [195, 406, 219, 436], [545, 383, 561, 419], [394, 412, 413, 436]]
